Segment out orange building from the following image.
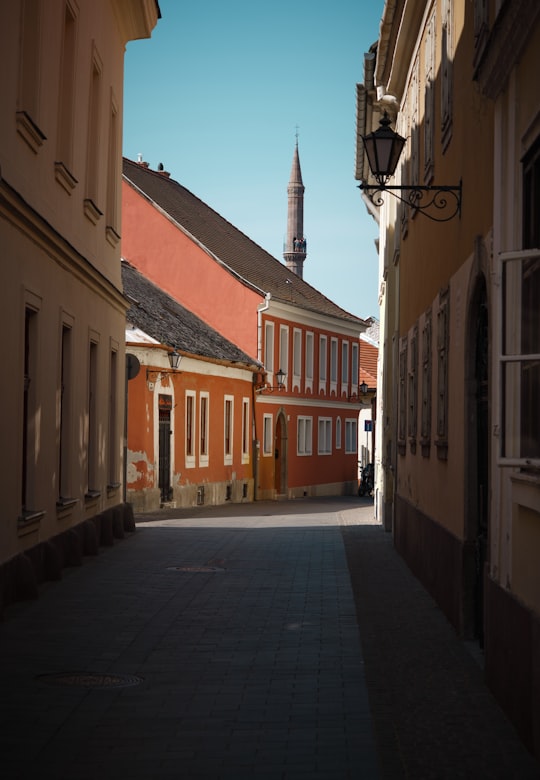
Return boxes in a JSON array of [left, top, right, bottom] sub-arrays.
[[123, 262, 258, 511], [122, 154, 368, 500]]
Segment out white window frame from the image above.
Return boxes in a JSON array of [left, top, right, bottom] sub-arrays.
[[341, 341, 349, 397], [279, 325, 289, 390], [224, 395, 233, 466], [185, 390, 196, 468], [336, 417, 342, 450], [199, 391, 209, 467], [263, 413, 273, 456], [264, 320, 274, 378], [319, 335, 327, 393], [241, 397, 250, 464], [351, 342, 359, 397], [318, 417, 332, 455], [297, 416, 313, 456], [345, 418, 358, 454], [293, 328, 302, 390], [498, 249, 540, 466], [330, 337, 338, 394], [305, 331, 314, 392]]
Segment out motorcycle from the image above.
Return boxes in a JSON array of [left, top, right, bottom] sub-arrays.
[[358, 462, 374, 497]]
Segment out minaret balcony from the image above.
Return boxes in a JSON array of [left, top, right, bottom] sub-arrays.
[[283, 237, 307, 254]]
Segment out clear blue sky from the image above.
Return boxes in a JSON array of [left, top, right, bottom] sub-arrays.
[[123, 0, 384, 320]]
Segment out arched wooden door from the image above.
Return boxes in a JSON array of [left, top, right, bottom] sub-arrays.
[[274, 410, 288, 497]]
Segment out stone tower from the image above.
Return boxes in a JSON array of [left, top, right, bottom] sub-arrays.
[[283, 140, 306, 278]]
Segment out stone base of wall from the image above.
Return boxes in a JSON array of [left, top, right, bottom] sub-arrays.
[[258, 481, 358, 502], [485, 575, 540, 761], [129, 479, 255, 512], [0, 503, 135, 618], [394, 493, 465, 633]]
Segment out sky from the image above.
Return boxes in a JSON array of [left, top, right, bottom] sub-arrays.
[[123, 0, 385, 321]]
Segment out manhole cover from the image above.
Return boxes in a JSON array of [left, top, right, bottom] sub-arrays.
[[36, 672, 143, 689], [166, 565, 225, 572]]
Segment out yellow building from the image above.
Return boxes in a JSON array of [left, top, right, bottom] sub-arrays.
[[0, 1, 159, 609], [357, 0, 540, 759]]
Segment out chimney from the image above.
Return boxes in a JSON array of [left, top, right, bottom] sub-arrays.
[[157, 162, 171, 178]]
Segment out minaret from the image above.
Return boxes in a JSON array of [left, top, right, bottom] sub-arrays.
[[283, 137, 306, 278]]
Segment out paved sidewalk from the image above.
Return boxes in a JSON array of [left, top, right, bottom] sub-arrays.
[[0, 497, 538, 779]]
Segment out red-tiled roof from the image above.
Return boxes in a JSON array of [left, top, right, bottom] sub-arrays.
[[123, 157, 366, 328]]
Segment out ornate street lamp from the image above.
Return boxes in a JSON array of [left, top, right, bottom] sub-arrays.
[[359, 112, 462, 222]]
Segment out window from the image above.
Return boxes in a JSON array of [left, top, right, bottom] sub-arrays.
[[330, 338, 338, 388], [87, 338, 99, 493], [84, 46, 103, 223], [319, 335, 327, 392], [108, 347, 118, 486], [497, 141, 540, 466], [58, 322, 72, 500], [398, 337, 407, 455], [441, 0, 454, 150], [264, 321, 274, 374], [224, 396, 233, 464], [336, 417, 342, 449], [279, 325, 289, 389], [185, 391, 195, 466], [293, 328, 302, 388], [297, 416, 312, 455], [22, 303, 40, 514], [318, 417, 332, 455], [263, 414, 273, 456], [341, 342, 349, 385], [199, 392, 209, 466], [351, 343, 359, 396], [436, 289, 449, 459], [106, 92, 120, 245], [241, 397, 250, 463], [421, 309, 432, 455], [424, 10, 435, 183], [56, 0, 78, 191], [345, 419, 358, 454], [17, 0, 46, 152], [408, 326, 418, 452], [305, 332, 314, 389]]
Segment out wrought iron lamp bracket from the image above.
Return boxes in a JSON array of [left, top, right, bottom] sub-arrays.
[[359, 180, 462, 223]]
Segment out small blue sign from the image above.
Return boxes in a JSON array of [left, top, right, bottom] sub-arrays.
[[364, 420, 373, 432]]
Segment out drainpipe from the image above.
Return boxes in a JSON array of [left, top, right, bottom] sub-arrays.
[[253, 293, 271, 501]]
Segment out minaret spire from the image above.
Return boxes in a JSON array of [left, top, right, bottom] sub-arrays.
[[284, 134, 306, 278]]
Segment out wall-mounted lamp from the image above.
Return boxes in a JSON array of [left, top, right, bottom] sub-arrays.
[[146, 347, 182, 382], [359, 112, 462, 222], [255, 367, 286, 394], [360, 381, 369, 396]]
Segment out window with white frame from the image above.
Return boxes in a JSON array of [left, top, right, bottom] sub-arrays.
[[264, 321, 274, 375], [293, 328, 302, 389], [199, 392, 209, 466], [318, 417, 332, 454], [224, 396, 233, 465], [341, 341, 349, 395], [319, 335, 327, 392], [345, 418, 358, 454], [263, 413, 273, 456], [330, 338, 338, 390], [297, 416, 312, 455], [499, 250, 540, 465], [424, 10, 435, 183], [336, 417, 342, 449], [185, 390, 196, 467], [241, 397, 250, 463], [279, 325, 289, 389], [351, 342, 359, 396], [305, 331, 314, 391]]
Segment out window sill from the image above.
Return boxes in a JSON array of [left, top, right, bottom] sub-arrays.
[[18, 509, 45, 536]]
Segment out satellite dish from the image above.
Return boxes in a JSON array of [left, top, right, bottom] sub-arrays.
[[126, 353, 140, 380]]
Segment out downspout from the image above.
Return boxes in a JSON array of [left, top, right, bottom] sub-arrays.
[[253, 293, 271, 500]]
